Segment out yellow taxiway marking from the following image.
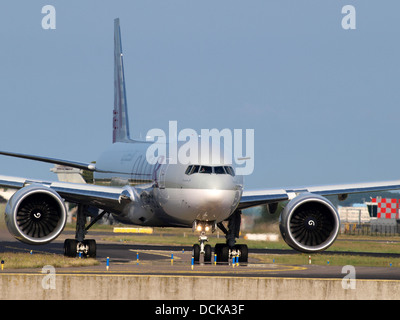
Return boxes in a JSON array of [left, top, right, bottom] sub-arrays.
[[0, 262, 307, 277], [28, 263, 308, 276], [129, 249, 182, 260]]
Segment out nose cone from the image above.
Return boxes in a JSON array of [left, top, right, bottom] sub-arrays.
[[194, 188, 241, 221], [184, 171, 242, 220], [159, 185, 241, 225]]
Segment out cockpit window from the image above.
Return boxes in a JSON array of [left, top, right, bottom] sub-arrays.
[[224, 166, 235, 176], [185, 164, 235, 176], [186, 165, 200, 175], [192, 165, 200, 174], [199, 166, 212, 174], [214, 166, 226, 174], [185, 165, 193, 175]]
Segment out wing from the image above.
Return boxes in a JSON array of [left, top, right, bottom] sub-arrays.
[[0, 174, 130, 211], [0, 173, 137, 246], [239, 179, 400, 209], [239, 179, 400, 253], [0, 150, 96, 171]]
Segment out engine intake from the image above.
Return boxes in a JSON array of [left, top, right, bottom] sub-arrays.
[[5, 185, 67, 245], [279, 193, 340, 253]]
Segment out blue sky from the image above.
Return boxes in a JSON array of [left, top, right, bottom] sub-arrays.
[[0, 1, 399, 190]]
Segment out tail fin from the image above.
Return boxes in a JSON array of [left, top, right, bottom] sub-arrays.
[[113, 18, 132, 143]]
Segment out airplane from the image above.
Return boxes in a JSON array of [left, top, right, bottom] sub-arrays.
[[1, 18, 400, 263]]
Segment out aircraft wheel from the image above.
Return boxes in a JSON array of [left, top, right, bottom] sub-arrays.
[[236, 244, 248, 263], [220, 245, 230, 263], [214, 243, 222, 257], [192, 244, 200, 263], [84, 239, 97, 258], [204, 244, 212, 263], [64, 239, 78, 257], [214, 244, 229, 263], [214, 243, 228, 263]]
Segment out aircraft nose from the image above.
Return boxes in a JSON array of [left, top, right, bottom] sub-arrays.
[[192, 188, 240, 221]]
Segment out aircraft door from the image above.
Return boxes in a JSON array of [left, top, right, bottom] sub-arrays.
[[158, 163, 169, 189], [152, 156, 168, 189]]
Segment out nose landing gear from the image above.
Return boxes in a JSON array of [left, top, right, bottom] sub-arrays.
[[191, 210, 249, 265], [192, 221, 214, 263], [192, 236, 212, 264]]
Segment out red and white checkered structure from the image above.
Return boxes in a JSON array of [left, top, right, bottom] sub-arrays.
[[371, 198, 399, 219]]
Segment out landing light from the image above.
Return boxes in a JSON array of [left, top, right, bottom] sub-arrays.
[[207, 188, 223, 199]]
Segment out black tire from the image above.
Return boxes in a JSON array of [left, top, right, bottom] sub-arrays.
[[236, 244, 248, 263], [214, 243, 223, 257], [84, 239, 97, 258], [214, 243, 222, 262], [219, 244, 229, 263], [204, 244, 212, 263], [64, 239, 78, 257], [192, 244, 200, 263], [215, 243, 230, 263]]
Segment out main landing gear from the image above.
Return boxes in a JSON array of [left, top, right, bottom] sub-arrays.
[[191, 210, 248, 264], [64, 205, 106, 258]]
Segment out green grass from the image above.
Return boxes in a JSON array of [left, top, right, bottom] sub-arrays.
[[0, 203, 5, 229], [328, 237, 400, 254], [253, 253, 400, 268], [0, 252, 99, 269]]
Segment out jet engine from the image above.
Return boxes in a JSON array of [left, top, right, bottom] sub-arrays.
[[279, 193, 340, 253], [5, 185, 67, 245]]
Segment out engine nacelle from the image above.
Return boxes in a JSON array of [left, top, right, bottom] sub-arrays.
[[5, 185, 67, 245], [279, 193, 340, 253]]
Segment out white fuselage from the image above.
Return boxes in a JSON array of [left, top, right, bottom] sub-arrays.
[[94, 142, 243, 227]]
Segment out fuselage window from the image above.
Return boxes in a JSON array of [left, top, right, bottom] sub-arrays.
[[214, 166, 226, 174]]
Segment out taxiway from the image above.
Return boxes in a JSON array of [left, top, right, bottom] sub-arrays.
[[1, 229, 400, 281]]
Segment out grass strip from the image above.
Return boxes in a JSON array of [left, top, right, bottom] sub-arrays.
[[0, 252, 99, 269], [253, 253, 400, 268]]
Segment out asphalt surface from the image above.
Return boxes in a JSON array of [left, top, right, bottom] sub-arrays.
[[1, 229, 400, 280]]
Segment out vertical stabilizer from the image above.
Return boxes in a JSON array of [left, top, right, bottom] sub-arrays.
[[113, 18, 131, 143]]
